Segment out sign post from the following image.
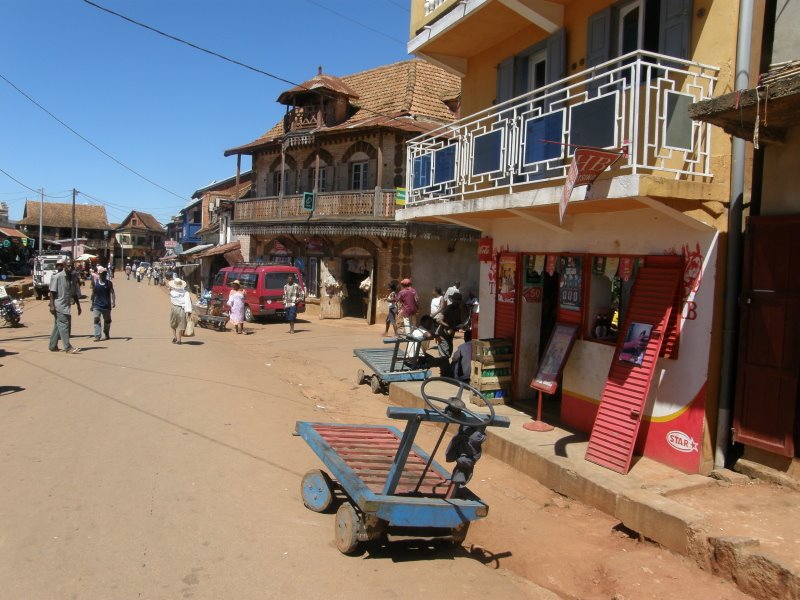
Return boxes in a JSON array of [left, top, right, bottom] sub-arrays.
[[302, 192, 316, 212], [525, 322, 579, 432]]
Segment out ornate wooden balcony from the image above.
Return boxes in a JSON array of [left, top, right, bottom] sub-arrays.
[[233, 190, 397, 221], [284, 106, 320, 132]]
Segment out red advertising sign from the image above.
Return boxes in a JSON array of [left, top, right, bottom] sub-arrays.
[[478, 237, 493, 263], [560, 146, 627, 223], [545, 254, 557, 276], [164, 240, 177, 249]]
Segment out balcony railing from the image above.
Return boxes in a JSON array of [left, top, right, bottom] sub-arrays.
[[234, 190, 397, 221], [284, 106, 320, 132], [406, 51, 719, 206], [424, 0, 448, 15]]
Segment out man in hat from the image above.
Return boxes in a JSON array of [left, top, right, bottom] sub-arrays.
[[283, 273, 304, 334], [168, 276, 193, 345], [396, 278, 418, 334], [90, 266, 115, 341], [48, 257, 82, 354]]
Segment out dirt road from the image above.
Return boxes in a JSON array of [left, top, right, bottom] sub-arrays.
[[0, 277, 747, 599]]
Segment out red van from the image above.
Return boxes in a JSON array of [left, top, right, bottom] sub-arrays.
[[211, 264, 305, 322]]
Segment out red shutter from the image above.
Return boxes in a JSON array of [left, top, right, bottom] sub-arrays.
[[645, 255, 684, 359], [585, 267, 681, 474]]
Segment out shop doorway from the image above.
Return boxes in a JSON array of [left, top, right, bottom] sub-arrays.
[[341, 250, 374, 322]]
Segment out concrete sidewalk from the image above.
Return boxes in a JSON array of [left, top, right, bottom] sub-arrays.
[[390, 382, 800, 600]]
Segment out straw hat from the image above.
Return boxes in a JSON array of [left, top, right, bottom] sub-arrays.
[[168, 277, 186, 290], [231, 279, 241, 286]]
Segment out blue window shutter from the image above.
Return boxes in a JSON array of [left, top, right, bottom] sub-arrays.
[[546, 28, 566, 84], [586, 8, 612, 68], [659, 0, 692, 59], [496, 57, 514, 104]]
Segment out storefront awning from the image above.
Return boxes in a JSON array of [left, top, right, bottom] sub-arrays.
[[178, 244, 214, 257], [193, 241, 242, 265]]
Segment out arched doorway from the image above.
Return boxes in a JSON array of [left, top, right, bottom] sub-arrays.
[[340, 246, 374, 321]]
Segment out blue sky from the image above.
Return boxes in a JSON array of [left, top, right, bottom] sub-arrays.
[[0, 0, 411, 225]]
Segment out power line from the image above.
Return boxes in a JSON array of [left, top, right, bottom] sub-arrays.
[[81, 0, 428, 131], [0, 165, 42, 195], [0, 71, 188, 202], [384, 0, 410, 12], [305, 0, 406, 43]]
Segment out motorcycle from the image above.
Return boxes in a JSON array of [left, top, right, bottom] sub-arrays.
[[0, 286, 23, 326]]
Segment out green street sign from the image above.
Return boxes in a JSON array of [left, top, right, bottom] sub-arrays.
[[395, 187, 406, 206], [2, 239, 9, 248], [302, 192, 316, 212]]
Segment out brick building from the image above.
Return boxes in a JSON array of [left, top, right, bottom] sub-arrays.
[[223, 60, 477, 323]]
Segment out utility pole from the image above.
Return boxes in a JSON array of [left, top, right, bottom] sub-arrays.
[[39, 188, 44, 254], [72, 188, 77, 259]]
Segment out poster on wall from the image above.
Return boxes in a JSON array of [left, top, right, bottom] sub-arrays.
[[478, 237, 493, 263], [559, 256, 583, 311], [531, 322, 579, 394], [619, 322, 653, 366], [522, 255, 544, 303], [497, 255, 517, 303]]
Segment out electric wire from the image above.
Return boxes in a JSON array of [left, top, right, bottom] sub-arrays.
[[305, 0, 406, 43], [0, 71, 188, 202], [81, 0, 429, 131], [384, 0, 410, 12]]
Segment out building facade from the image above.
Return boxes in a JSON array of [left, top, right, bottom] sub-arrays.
[[17, 201, 112, 262], [690, 0, 800, 480], [114, 211, 167, 267], [401, 0, 740, 474], [224, 60, 479, 323]]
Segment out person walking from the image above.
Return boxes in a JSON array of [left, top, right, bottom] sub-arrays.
[[283, 273, 304, 334], [125, 263, 131, 280], [168, 277, 193, 345], [430, 286, 445, 324], [381, 281, 398, 337], [48, 257, 82, 354], [444, 280, 461, 305], [227, 280, 246, 334], [396, 278, 419, 334], [91, 266, 116, 341]]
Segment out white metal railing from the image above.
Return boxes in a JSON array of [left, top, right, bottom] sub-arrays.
[[405, 50, 719, 206], [424, 0, 448, 15]]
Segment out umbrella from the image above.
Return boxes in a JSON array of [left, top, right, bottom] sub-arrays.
[[76, 254, 97, 261]]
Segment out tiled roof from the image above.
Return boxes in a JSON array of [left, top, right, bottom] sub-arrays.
[[277, 73, 360, 104], [225, 59, 460, 155], [19, 201, 109, 230], [116, 210, 166, 233], [0, 227, 27, 238]]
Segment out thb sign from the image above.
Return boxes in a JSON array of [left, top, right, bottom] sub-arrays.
[[302, 192, 316, 212], [560, 146, 626, 223]]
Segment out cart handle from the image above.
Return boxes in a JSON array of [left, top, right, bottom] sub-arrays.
[[386, 407, 510, 428]]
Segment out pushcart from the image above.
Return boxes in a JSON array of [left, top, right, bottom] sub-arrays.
[[353, 335, 431, 394], [196, 293, 229, 331], [295, 378, 511, 554]]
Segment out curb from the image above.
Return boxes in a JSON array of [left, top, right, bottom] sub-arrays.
[[388, 382, 800, 599]]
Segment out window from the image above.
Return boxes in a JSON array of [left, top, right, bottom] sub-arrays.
[[191, 209, 201, 224], [238, 273, 257, 289], [213, 272, 226, 286], [618, 1, 643, 56], [495, 29, 565, 104], [351, 161, 368, 190], [585, 255, 643, 344], [265, 273, 289, 290], [307, 166, 328, 192]]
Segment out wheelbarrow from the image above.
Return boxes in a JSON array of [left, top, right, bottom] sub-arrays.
[[294, 377, 511, 554], [353, 334, 431, 394], [196, 293, 229, 331]]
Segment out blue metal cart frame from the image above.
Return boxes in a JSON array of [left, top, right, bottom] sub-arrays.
[[353, 335, 431, 394], [296, 405, 511, 554]]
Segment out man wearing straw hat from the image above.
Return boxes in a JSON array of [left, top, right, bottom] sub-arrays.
[[168, 276, 193, 345]]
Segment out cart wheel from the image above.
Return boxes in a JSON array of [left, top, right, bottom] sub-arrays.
[[355, 369, 366, 386], [451, 523, 470, 545], [335, 502, 363, 554], [370, 377, 382, 394], [301, 469, 334, 513]]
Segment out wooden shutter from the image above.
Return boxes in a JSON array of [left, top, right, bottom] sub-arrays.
[[586, 7, 612, 68], [585, 266, 682, 474], [659, 0, 692, 60], [496, 57, 514, 104], [369, 159, 378, 189], [645, 254, 684, 359], [546, 28, 566, 84]]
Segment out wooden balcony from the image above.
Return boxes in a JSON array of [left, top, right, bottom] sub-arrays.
[[234, 190, 397, 221], [284, 106, 320, 132]]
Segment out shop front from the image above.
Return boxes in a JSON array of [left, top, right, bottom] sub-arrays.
[[478, 207, 720, 474]]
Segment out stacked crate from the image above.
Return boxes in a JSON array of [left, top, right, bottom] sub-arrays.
[[470, 338, 513, 406]]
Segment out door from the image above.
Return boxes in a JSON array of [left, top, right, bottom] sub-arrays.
[[733, 216, 800, 457]]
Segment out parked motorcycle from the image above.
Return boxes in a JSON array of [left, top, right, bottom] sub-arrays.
[[0, 286, 23, 326]]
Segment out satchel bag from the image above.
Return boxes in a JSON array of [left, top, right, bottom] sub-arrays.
[[183, 315, 195, 337]]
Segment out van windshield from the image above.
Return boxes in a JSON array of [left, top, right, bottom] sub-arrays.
[[42, 260, 58, 270], [239, 273, 257, 289]]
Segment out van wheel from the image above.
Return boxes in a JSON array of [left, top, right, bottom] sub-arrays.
[[244, 305, 255, 323]]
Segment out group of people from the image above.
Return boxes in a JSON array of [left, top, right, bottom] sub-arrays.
[[166, 272, 304, 343], [48, 257, 116, 354], [382, 277, 477, 381], [124, 262, 167, 285]]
